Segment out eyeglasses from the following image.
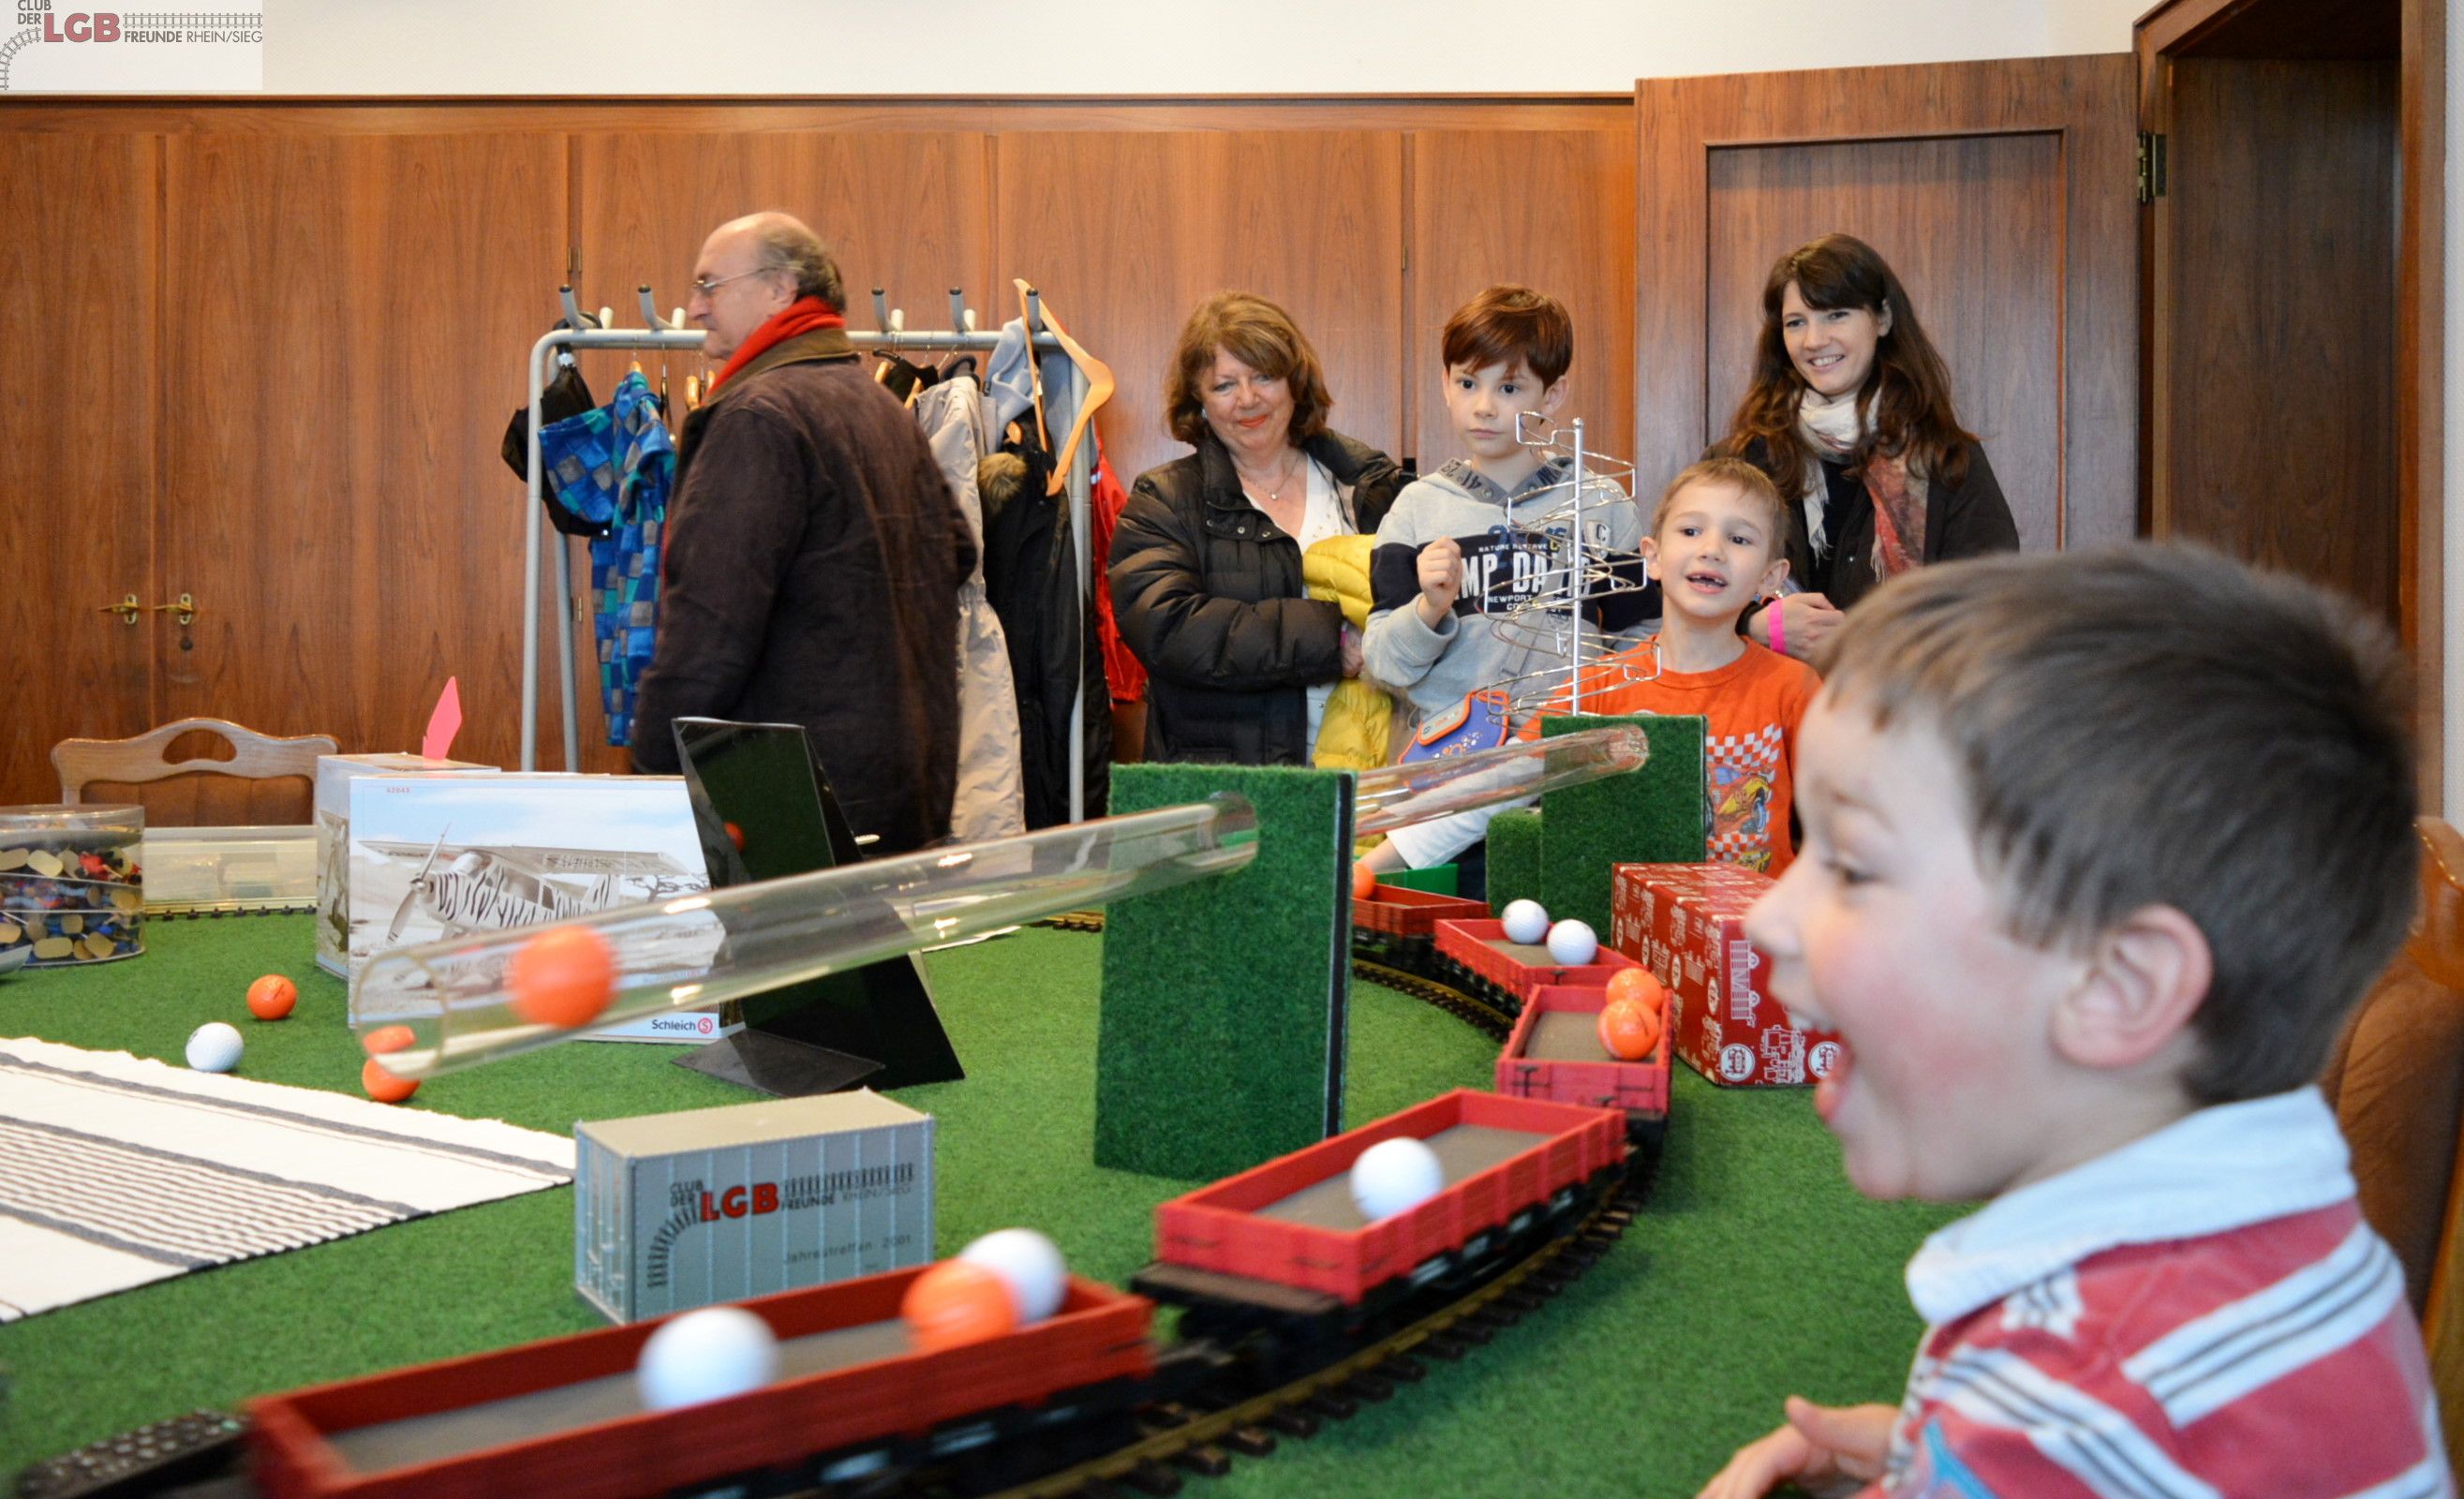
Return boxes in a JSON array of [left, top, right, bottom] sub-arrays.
[[690, 266, 777, 296]]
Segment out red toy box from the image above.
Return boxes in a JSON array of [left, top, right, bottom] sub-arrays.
[[1432, 918, 1643, 1008], [1154, 1089, 1624, 1305], [1609, 864, 1845, 1089], [1352, 883, 1488, 939], [1495, 984, 1671, 1121], [248, 1268, 1150, 1499]]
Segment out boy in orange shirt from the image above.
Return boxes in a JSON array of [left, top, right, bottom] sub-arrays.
[[1521, 455, 1819, 872]]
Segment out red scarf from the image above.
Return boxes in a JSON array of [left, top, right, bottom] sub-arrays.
[[707, 296, 846, 394]]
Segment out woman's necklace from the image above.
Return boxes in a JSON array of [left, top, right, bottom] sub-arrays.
[[1237, 452, 1306, 507]]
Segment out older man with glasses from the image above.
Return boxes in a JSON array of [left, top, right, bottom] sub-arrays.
[[628, 211, 973, 856]]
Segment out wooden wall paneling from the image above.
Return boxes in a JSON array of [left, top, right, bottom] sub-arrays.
[[1702, 133, 2066, 550], [992, 132, 1407, 493], [1406, 130, 1638, 480], [0, 134, 160, 804], [363, 134, 571, 775], [158, 134, 568, 774], [1637, 55, 2140, 560], [2156, 59, 2398, 618], [565, 130, 993, 766]]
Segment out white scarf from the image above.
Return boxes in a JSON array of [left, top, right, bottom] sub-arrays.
[[1794, 388, 1865, 557], [1793, 388, 1928, 578]]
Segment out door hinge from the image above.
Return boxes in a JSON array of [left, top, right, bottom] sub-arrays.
[[2137, 132, 2167, 204]]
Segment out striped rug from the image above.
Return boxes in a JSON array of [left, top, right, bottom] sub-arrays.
[[0, 1036, 574, 1321]]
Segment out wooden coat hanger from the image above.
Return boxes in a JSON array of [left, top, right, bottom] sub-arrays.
[[1023, 288, 1117, 497]]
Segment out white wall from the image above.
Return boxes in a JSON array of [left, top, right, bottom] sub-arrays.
[[254, 0, 2127, 96]]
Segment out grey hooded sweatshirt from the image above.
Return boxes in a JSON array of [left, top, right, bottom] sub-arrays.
[[1360, 456, 1656, 723]]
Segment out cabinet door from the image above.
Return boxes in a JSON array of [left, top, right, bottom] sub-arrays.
[[1637, 55, 2138, 557], [0, 133, 158, 804], [157, 133, 567, 775]]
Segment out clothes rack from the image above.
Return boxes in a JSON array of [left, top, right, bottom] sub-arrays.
[[521, 283, 1098, 822]]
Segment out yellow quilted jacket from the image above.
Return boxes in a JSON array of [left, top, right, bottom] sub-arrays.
[[1303, 534, 1393, 772]]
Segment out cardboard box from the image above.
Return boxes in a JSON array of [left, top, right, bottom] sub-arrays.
[[1609, 863, 1845, 1088], [338, 771, 704, 995], [573, 1090, 935, 1323], [315, 754, 497, 978]]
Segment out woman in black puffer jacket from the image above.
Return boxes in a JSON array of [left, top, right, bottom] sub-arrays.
[[1109, 292, 1405, 764]]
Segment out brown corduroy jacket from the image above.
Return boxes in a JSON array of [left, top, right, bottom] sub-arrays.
[[629, 328, 974, 854]]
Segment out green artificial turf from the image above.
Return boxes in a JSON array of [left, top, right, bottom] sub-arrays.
[[1485, 808, 1544, 911], [1539, 714, 1708, 935], [0, 914, 1962, 1497], [1095, 764, 1354, 1180]]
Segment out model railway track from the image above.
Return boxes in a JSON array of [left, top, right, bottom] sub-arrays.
[[939, 915, 1640, 1499], [975, 1179, 1648, 1499]]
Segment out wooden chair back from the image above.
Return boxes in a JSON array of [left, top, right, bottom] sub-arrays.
[[52, 718, 337, 826], [2321, 817, 2464, 1443]]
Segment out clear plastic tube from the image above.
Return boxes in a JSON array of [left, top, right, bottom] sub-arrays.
[[1351, 725, 1647, 836], [353, 794, 1256, 1079]]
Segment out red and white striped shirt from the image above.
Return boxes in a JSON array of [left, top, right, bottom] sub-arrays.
[[1875, 1089, 2451, 1499]]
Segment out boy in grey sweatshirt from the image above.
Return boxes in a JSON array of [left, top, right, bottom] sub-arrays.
[[1359, 287, 1655, 878]]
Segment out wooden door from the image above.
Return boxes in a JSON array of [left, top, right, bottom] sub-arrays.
[[1637, 55, 2139, 557], [156, 133, 567, 773], [0, 133, 160, 804]]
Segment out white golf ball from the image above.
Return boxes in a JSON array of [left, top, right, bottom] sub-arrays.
[[636, 1305, 779, 1412], [1349, 1136, 1445, 1221], [185, 1021, 244, 1073], [960, 1227, 1069, 1325], [1546, 919, 1599, 967], [1499, 898, 1551, 945]]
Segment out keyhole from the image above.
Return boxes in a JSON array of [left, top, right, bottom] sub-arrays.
[[179, 627, 194, 652]]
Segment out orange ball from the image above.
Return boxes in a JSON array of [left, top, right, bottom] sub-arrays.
[[362, 1057, 420, 1104], [1603, 966, 1668, 1017], [1352, 863, 1378, 900], [1597, 997, 1662, 1061], [363, 1024, 416, 1055], [245, 973, 297, 1021], [901, 1259, 1019, 1354], [508, 926, 617, 1030]]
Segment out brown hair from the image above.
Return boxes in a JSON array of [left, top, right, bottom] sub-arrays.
[[1715, 234, 1974, 505], [1819, 543, 2417, 1106], [1653, 456, 1787, 542], [1441, 285, 1573, 387], [1164, 292, 1333, 448]]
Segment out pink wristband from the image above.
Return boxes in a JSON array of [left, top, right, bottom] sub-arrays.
[[1766, 599, 1786, 657]]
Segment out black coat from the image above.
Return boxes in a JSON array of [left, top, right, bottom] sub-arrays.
[[981, 425, 1111, 828], [1109, 428, 1404, 765], [1742, 437, 2020, 610], [629, 328, 973, 855]]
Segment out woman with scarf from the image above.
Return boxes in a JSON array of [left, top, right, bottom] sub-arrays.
[[1715, 233, 2018, 663]]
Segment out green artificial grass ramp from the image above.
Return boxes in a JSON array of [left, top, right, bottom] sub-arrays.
[[1485, 808, 1543, 911], [1095, 764, 1353, 1180], [1538, 714, 1707, 934]]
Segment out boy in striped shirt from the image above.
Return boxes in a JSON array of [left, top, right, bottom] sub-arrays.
[[1700, 545, 2450, 1499]]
